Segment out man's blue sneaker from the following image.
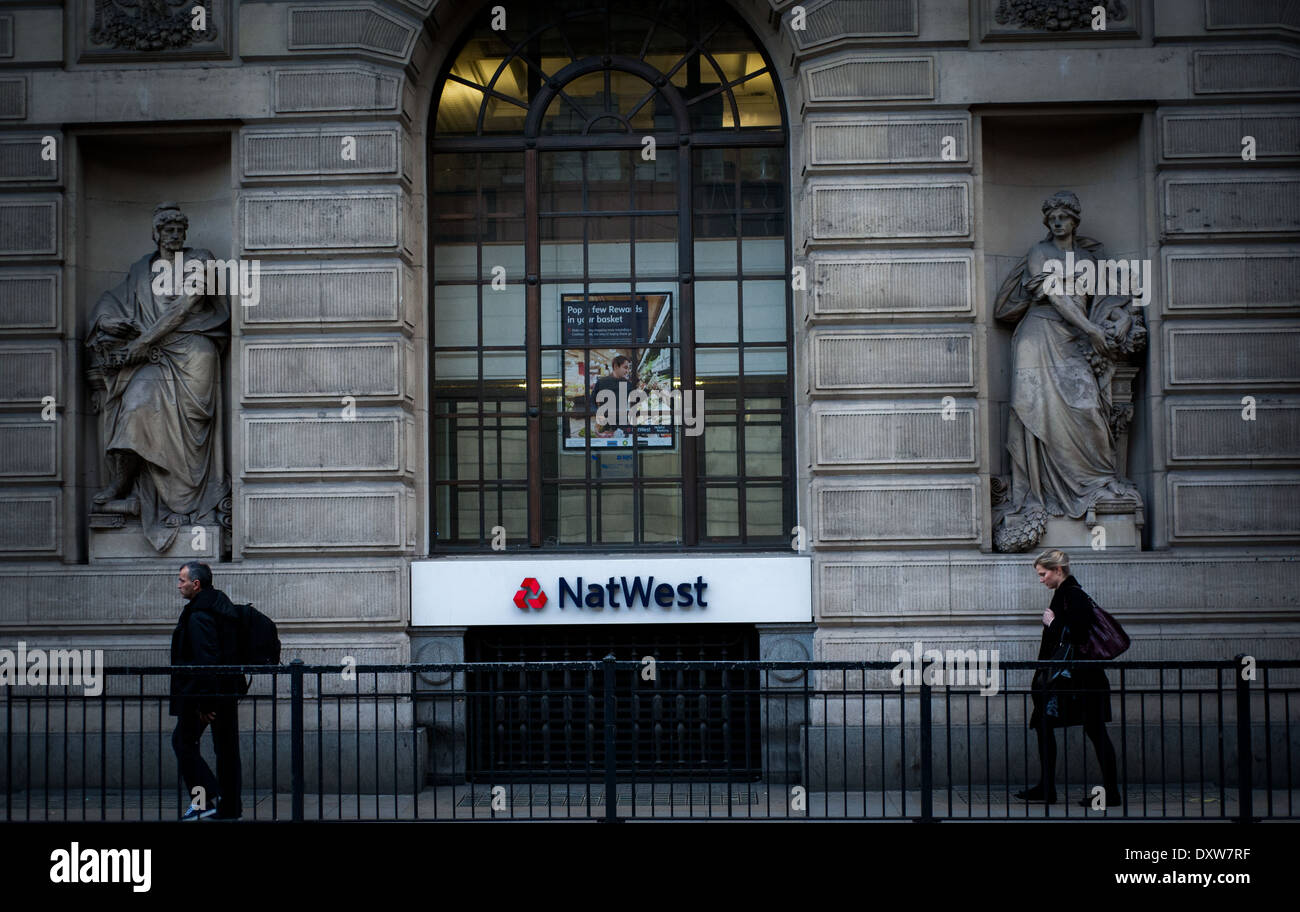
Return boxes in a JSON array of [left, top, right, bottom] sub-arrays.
[[181, 802, 218, 821]]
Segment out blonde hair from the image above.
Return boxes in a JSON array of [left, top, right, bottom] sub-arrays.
[[1033, 548, 1070, 572]]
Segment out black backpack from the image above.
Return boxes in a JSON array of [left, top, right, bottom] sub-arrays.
[[224, 602, 281, 696]]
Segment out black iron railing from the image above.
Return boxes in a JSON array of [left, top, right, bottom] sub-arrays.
[[1, 657, 1295, 821]]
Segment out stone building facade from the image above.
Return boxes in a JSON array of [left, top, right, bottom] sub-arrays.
[[0, 0, 1296, 782]]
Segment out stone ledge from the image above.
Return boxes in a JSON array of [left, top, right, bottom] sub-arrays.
[[0, 559, 409, 627]]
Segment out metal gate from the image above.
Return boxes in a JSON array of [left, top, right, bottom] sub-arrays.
[[463, 625, 761, 780]]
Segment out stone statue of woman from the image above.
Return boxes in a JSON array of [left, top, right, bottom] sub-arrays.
[[992, 190, 1146, 552]]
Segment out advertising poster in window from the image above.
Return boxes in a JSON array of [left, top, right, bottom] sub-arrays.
[[562, 292, 673, 449]]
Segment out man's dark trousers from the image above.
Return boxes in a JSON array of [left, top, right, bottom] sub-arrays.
[[172, 697, 241, 816]]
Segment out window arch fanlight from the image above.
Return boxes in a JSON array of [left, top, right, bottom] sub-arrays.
[[430, 0, 793, 551]]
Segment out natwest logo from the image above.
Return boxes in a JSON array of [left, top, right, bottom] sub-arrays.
[[558, 575, 708, 610], [514, 577, 547, 611]]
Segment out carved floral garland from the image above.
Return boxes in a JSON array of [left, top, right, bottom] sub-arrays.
[[90, 0, 214, 52], [994, 0, 1128, 32]]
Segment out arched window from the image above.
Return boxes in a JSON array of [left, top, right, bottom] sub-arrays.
[[430, 0, 791, 550]]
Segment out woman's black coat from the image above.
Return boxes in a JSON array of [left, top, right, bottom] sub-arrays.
[[1029, 573, 1113, 730]]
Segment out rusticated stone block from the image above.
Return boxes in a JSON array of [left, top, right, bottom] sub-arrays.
[[1163, 174, 1300, 236], [814, 405, 976, 468], [242, 190, 404, 252], [242, 337, 413, 403], [812, 254, 972, 316], [0, 342, 59, 406], [273, 66, 403, 114], [0, 75, 26, 119], [1160, 108, 1300, 161], [0, 490, 59, 556], [1192, 48, 1300, 94], [1164, 323, 1300, 388], [815, 478, 981, 544], [1168, 400, 1300, 464], [808, 114, 969, 167], [785, 0, 918, 51], [0, 269, 60, 332], [0, 132, 61, 183], [1169, 474, 1300, 541], [242, 125, 406, 180], [809, 180, 970, 241], [0, 416, 58, 479], [242, 261, 414, 327], [288, 4, 420, 59], [802, 54, 934, 104], [241, 484, 415, 553], [811, 330, 975, 392], [1163, 248, 1299, 314], [242, 409, 414, 478], [0, 196, 60, 258]]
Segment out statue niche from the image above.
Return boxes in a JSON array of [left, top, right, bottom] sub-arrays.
[[991, 190, 1146, 553], [86, 202, 231, 556]]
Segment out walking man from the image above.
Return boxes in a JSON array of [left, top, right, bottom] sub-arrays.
[[170, 560, 243, 820]]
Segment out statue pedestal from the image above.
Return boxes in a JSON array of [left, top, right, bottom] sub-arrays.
[[1041, 496, 1143, 552], [89, 520, 226, 563]]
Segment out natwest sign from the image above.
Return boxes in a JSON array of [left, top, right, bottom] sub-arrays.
[[412, 556, 810, 626]]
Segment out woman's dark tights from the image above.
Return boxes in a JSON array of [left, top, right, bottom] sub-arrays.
[[1036, 721, 1119, 796]]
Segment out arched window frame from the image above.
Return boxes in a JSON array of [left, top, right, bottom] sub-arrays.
[[430, 1, 793, 551]]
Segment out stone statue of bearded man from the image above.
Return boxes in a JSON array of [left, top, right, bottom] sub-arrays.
[[87, 202, 230, 552]]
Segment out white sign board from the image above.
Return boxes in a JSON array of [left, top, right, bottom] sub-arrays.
[[411, 555, 812, 626]]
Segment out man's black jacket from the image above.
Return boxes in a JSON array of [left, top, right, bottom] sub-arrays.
[[169, 587, 242, 717]]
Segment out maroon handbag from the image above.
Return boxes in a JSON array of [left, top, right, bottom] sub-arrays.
[[1081, 594, 1130, 659]]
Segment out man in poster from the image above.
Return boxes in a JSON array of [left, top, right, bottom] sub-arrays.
[[589, 354, 635, 435]]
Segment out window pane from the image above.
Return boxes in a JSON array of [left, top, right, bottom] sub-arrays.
[[704, 486, 739, 539], [588, 216, 631, 276], [634, 150, 677, 210], [731, 71, 780, 129], [436, 80, 485, 134], [540, 152, 584, 212], [696, 283, 738, 343], [739, 147, 782, 210], [634, 216, 677, 276], [697, 346, 739, 386], [541, 219, 585, 278], [695, 231, 738, 276], [482, 285, 525, 346], [694, 149, 737, 212], [483, 96, 528, 134], [481, 154, 525, 217], [586, 150, 630, 209], [744, 485, 784, 538], [641, 485, 682, 543], [702, 415, 738, 478], [743, 418, 783, 478], [433, 286, 478, 347], [481, 224, 525, 281], [592, 486, 635, 543], [741, 280, 786, 343]]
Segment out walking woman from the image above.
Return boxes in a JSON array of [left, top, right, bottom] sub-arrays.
[[1016, 549, 1120, 807]]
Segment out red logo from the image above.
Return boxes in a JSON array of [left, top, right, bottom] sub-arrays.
[[514, 577, 547, 611]]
